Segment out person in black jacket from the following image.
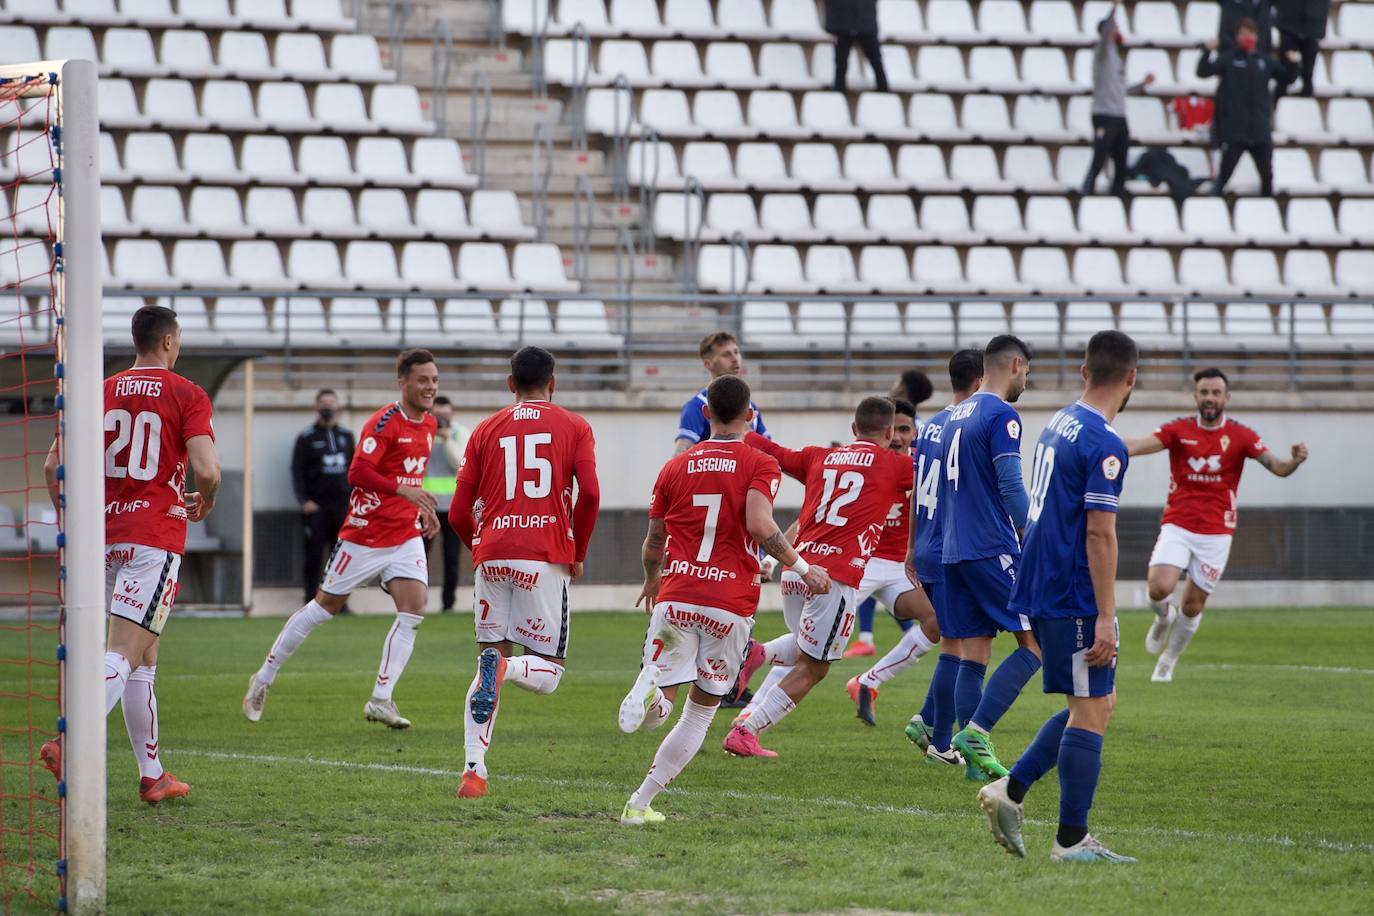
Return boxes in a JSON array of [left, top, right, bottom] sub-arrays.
[[1274, 0, 1331, 98], [826, 0, 888, 93], [1218, 0, 1273, 53], [1197, 19, 1296, 197], [291, 388, 355, 603]]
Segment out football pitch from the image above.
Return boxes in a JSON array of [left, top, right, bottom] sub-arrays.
[[11, 607, 1374, 914]]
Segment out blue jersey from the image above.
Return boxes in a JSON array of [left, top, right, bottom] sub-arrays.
[[912, 404, 954, 583], [676, 387, 767, 445], [939, 391, 1024, 563], [1009, 400, 1129, 621]]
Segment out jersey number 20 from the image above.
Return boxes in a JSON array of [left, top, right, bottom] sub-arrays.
[[104, 409, 163, 480]]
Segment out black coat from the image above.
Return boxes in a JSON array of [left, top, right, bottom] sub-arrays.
[[824, 0, 879, 35], [1197, 49, 1294, 146], [1275, 0, 1330, 39], [1218, 0, 1274, 52]]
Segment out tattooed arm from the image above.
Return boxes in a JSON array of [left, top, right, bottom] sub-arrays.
[[746, 490, 830, 595], [636, 517, 668, 612]]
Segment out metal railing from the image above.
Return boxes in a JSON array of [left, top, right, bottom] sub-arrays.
[[385, 0, 412, 75], [567, 22, 593, 151], [430, 17, 454, 136], [469, 70, 492, 186], [529, 0, 550, 97], [679, 175, 705, 291], [530, 121, 554, 239], [607, 73, 632, 203], [572, 174, 595, 285], [638, 127, 661, 254]]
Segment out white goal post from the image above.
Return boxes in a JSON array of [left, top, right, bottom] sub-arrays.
[[0, 58, 105, 913]]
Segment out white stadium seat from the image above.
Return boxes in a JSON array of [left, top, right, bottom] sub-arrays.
[[497, 299, 554, 336], [458, 242, 520, 291], [513, 243, 578, 292]]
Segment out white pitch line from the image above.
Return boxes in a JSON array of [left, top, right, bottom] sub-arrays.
[[173, 747, 1374, 856]]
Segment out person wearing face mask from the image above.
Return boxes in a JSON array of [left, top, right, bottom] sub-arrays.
[[1082, 1, 1155, 197], [422, 395, 468, 612], [1218, 0, 1273, 54], [1197, 19, 1297, 197], [291, 388, 356, 606]]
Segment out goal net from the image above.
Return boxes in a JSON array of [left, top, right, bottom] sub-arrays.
[[0, 60, 102, 914]]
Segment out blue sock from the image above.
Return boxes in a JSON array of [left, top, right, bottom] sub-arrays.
[[970, 646, 1041, 732], [929, 653, 960, 751], [896, 616, 914, 632], [918, 684, 934, 724], [954, 658, 986, 730], [1057, 727, 1104, 841], [857, 598, 876, 637], [1008, 708, 1070, 801]]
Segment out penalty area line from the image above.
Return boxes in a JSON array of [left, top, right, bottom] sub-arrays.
[[173, 748, 1374, 856]]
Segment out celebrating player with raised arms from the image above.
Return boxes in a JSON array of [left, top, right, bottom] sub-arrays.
[[617, 375, 827, 825], [42, 305, 220, 803], [1123, 368, 1308, 682], [940, 335, 1041, 782], [721, 397, 914, 758], [244, 349, 441, 728], [448, 346, 600, 800], [978, 330, 1138, 864]]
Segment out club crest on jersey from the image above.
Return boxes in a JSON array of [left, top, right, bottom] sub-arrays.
[[1220, 435, 1231, 452], [1006, 419, 1021, 439], [362, 436, 378, 455], [770, 478, 780, 496], [1102, 455, 1122, 480]]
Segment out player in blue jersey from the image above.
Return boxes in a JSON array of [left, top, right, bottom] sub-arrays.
[[939, 335, 1042, 782], [674, 332, 768, 455], [903, 349, 984, 765], [978, 330, 1138, 863]]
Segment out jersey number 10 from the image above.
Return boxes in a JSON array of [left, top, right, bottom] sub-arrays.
[[104, 409, 163, 481], [1026, 443, 1056, 523], [498, 433, 553, 500]]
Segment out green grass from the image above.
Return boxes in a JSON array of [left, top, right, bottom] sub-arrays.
[[7, 608, 1374, 914]]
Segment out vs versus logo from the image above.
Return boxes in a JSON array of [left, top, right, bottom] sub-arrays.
[[1186, 455, 1222, 473], [402, 456, 427, 475]]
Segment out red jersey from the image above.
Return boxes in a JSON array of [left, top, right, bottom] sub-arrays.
[[650, 439, 782, 616], [1154, 416, 1267, 535], [339, 402, 437, 548], [874, 490, 911, 562], [103, 367, 215, 554], [454, 399, 597, 565], [747, 433, 913, 588]]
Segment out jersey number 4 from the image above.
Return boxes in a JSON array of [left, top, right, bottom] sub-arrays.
[[498, 433, 552, 500], [916, 454, 940, 520], [104, 409, 163, 481]]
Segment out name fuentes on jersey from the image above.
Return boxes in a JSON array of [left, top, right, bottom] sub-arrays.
[[114, 377, 164, 398]]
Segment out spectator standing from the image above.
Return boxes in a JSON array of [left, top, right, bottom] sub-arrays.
[[675, 332, 768, 455], [423, 396, 467, 612], [826, 0, 888, 93], [1219, 0, 1274, 53], [291, 389, 355, 604], [1274, 0, 1331, 98], [1082, 2, 1156, 197], [1198, 19, 1296, 197]]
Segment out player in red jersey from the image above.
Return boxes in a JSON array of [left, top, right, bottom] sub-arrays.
[[1124, 368, 1307, 682], [40, 305, 220, 803], [448, 346, 601, 799], [722, 397, 917, 758], [245, 350, 440, 726], [616, 376, 829, 824]]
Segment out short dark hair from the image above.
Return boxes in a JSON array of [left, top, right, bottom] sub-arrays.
[[1085, 331, 1139, 386], [396, 348, 436, 378], [1237, 15, 1257, 33], [698, 331, 738, 361], [893, 398, 916, 420], [1193, 367, 1229, 388], [510, 345, 556, 392], [949, 348, 984, 392], [985, 334, 1032, 369], [131, 304, 179, 353], [706, 374, 751, 425], [893, 370, 934, 407], [854, 396, 896, 436], [315, 388, 337, 401]]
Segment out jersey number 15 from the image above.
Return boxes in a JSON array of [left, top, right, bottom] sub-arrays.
[[498, 433, 552, 500]]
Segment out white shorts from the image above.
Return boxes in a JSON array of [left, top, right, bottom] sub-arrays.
[[641, 601, 755, 697], [473, 559, 571, 657], [781, 571, 860, 662], [1148, 523, 1233, 595], [855, 557, 916, 611], [106, 543, 181, 636], [320, 537, 428, 597]]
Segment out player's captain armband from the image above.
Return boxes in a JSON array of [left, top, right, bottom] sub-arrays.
[[789, 557, 811, 576]]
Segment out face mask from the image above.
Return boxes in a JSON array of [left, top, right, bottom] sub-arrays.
[[1237, 34, 1257, 52], [318, 408, 335, 422]]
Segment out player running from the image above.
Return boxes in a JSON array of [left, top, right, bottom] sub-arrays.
[[940, 336, 1041, 782], [844, 398, 940, 727], [722, 397, 915, 757], [978, 330, 1138, 864], [41, 305, 220, 803], [448, 346, 600, 799], [244, 350, 441, 728], [1123, 367, 1308, 682], [618, 376, 828, 824], [903, 349, 984, 765]]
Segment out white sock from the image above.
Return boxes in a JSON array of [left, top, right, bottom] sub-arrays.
[[646, 690, 674, 730], [629, 698, 717, 809], [504, 656, 564, 694], [860, 626, 935, 689], [373, 612, 423, 700], [741, 665, 790, 719], [257, 600, 333, 685], [1164, 611, 1202, 661], [857, 630, 875, 646], [462, 662, 499, 780], [104, 652, 132, 716], [761, 634, 802, 667], [1148, 596, 1170, 617], [742, 679, 796, 735], [121, 665, 163, 779]]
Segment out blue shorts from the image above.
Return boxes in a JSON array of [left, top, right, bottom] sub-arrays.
[[1032, 616, 1118, 697], [942, 557, 1029, 639], [924, 581, 951, 636]]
